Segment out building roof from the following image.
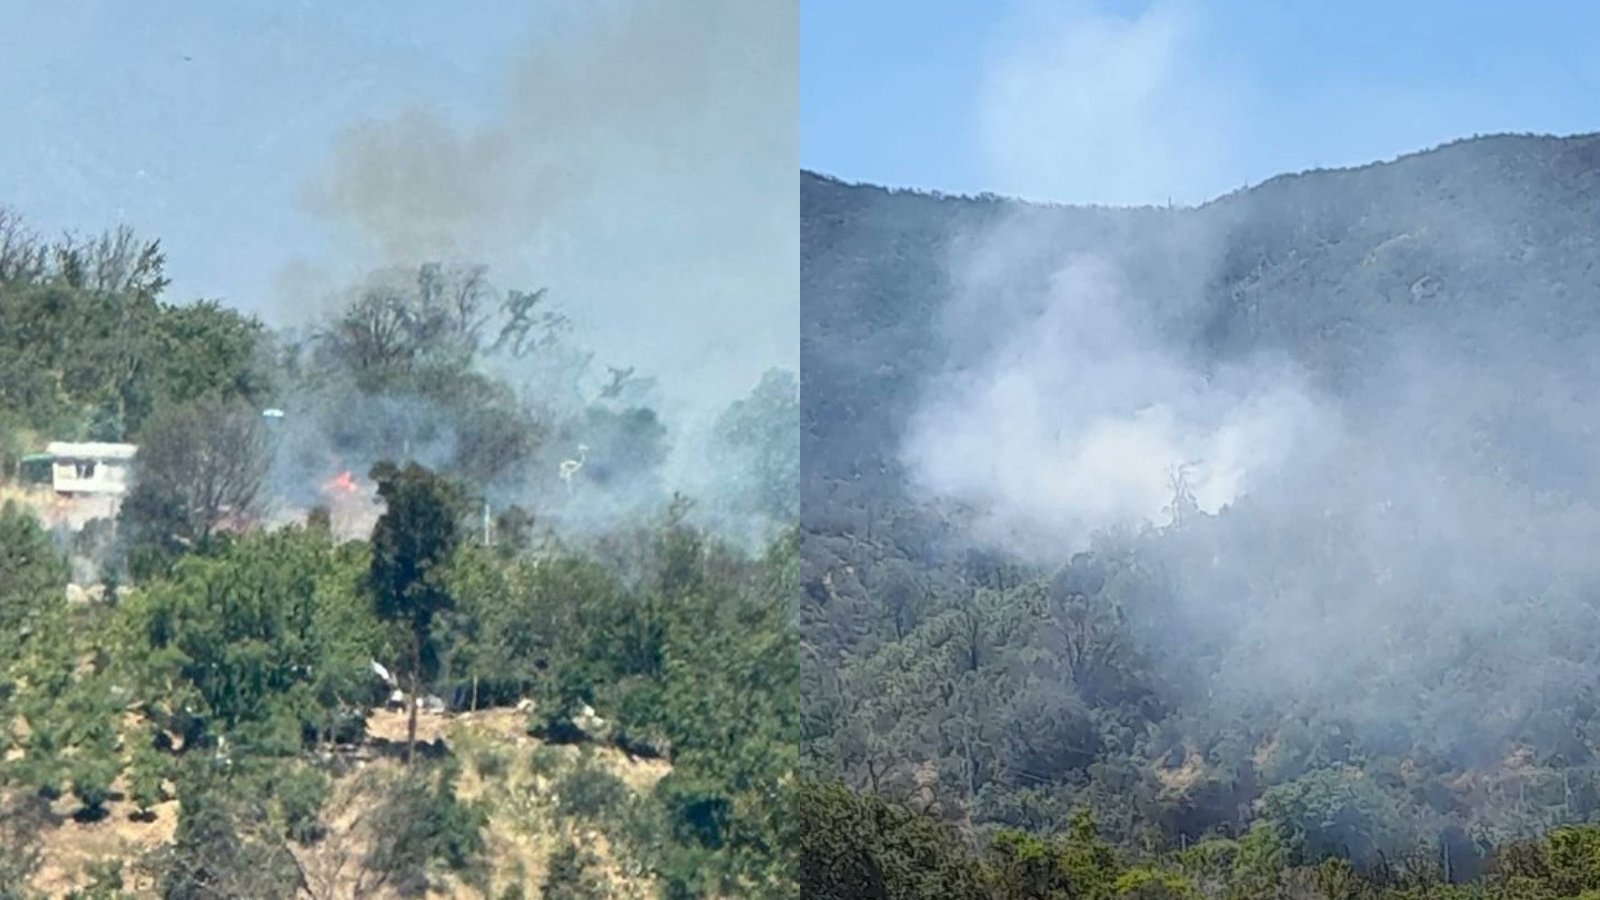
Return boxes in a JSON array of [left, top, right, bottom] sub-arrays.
[[45, 442, 138, 460]]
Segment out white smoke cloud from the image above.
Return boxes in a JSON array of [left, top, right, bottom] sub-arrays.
[[902, 1, 1326, 556], [977, 0, 1235, 205], [904, 251, 1324, 556], [885, 1, 1600, 772]]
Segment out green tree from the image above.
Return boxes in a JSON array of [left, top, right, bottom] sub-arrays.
[[361, 762, 488, 896], [119, 394, 272, 578], [796, 780, 989, 900], [155, 758, 302, 900], [63, 671, 124, 821], [0, 215, 266, 440], [0, 504, 68, 737], [367, 461, 464, 764], [0, 515, 118, 811], [114, 527, 378, 755], [127, 737, 170, 821], [1261, 767, 1409, 870], [542, 842, 608, 900]]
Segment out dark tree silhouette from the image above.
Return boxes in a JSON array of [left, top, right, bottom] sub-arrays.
[[366, 460, 463, 765]]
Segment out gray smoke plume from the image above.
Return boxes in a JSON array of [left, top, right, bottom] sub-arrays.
[[272, 0, 796, 542], [897, 0, 1600, 777], [298, 0, 797, 422]]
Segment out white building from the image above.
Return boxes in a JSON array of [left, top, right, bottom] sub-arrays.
[[45, 442, 137, 496]]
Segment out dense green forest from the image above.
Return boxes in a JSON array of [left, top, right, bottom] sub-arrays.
[[798, 780, 1600, 899], [799, 133, 1600, 897], [0, 208, 797, 897]]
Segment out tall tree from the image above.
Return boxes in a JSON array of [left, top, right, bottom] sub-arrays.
[[366, 461, 463, 764], [120, 394, 272, 575]]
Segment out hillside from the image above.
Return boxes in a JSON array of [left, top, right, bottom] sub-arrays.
[[800, 132, 1600, 893], [0, 210, 798, 899], [802, 132, 1600, 526], [0, 495, 796, 899], [26, 707, 669, 897]]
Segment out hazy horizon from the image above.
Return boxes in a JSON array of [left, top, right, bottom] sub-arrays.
[[802, 0, 1600, 206], [1, 0, 796, 419]]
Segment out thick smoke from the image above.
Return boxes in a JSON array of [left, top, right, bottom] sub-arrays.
[[899, 0, 1600, 775], [904, 0, 1296, 553], [260, 262, 791, 551], [905, 242, 1326, 559], [297, 0, 797, 425], [270, 0, 796, 543]]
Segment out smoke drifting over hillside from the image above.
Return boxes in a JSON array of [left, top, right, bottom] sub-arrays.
[[904, 243, 1327, 559], [264, 0, 797, 543], [299, 0, 797, 418], [904, 0, 1295, 551], [894, 0, 1600, 775]]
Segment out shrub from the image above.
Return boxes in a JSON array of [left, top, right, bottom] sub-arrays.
[[364, 763, 489, 893], [554, 757, 630, 822]]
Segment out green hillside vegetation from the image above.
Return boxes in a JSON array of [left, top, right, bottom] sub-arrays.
[[800, 133, 1600, 896], [0, 208, 797, 898]]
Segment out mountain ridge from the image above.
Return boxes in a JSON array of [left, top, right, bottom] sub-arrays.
[[801, 129, 1600, 512], [802, 129, 1600, 211], [799, 128, 1600, 861]]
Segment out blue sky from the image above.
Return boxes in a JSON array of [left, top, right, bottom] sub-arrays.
[[803, 0, 1600, 205], [0, 1, 531, 317], [0, 1, 796, 419]]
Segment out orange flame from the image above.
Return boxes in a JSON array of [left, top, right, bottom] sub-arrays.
[[323, 470, 359, 496]]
